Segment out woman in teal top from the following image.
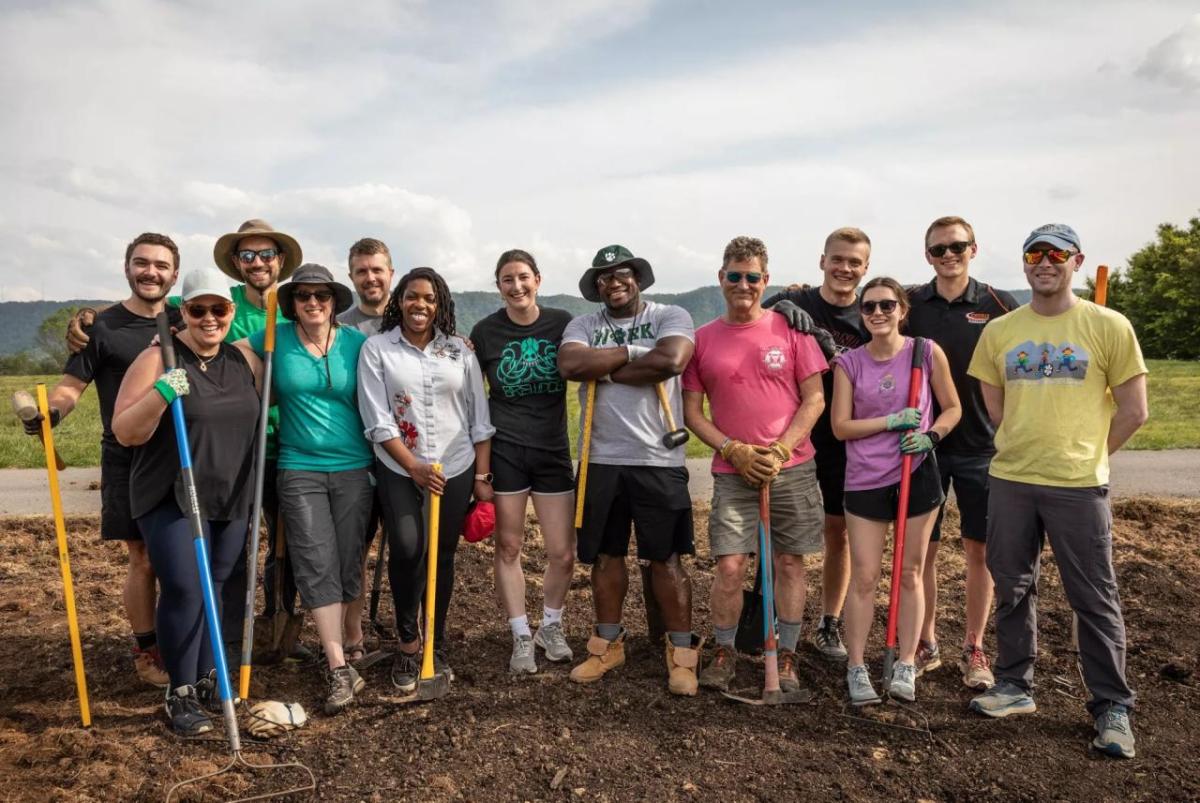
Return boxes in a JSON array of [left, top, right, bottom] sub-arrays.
[[244, 263, 373, 716]]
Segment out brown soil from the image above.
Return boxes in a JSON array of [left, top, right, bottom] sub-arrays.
[[1, 498, 1197, 802]]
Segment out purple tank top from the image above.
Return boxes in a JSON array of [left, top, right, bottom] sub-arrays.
[[838, 337, 934, 491]]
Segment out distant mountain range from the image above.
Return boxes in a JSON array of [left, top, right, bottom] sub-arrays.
[[0, 286, 1037, 356]]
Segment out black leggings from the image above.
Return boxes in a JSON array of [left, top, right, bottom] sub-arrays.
[[138, 498, 247, 688], [377, 463, 473, 645]]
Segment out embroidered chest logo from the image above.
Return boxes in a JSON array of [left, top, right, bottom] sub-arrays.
[[762, 346, 786, 372], [878, 373, 896, 393], [966, 312, 990, 324]]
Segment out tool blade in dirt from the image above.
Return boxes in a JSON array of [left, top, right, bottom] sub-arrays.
[[416, 463, 451, 702], [12, 389, 67, 470], [574, 380, 596, 529], [655, 381, 689, 449]]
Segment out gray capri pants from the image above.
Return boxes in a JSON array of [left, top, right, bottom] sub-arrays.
[[278, 467, 374, 609]]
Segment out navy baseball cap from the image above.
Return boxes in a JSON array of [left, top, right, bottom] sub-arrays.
[[1023, 223, 1081, 252]]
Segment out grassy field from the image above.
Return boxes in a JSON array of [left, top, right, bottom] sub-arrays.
[[1, 361, 1195, 468]]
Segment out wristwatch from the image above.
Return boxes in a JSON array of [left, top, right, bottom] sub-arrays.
[[474, 472, 494, 484], [927, 431, 941, 448]]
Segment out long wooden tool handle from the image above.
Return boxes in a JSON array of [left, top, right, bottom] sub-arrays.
[[1095, 265, 1109, 307], [654, 382, 679, 431], [574, 381, 596, 529], [420, 463, 444, 680]]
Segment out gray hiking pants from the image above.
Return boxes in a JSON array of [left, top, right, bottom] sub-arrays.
[[986, 477, 1135, 718]]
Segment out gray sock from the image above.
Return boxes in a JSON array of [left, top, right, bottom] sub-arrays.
[[596, 623, 622, 641], [668, 631, 692, 648], [714, 624, 738, 647], [777, 619, 803, 652]]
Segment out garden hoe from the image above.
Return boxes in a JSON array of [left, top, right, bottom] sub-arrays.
[[154, 314, 315, 803], [723, 483, 810, 706], [416, 463, 451, 701]]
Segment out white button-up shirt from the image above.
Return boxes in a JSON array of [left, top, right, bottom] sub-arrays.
[[357, 327, 495, 480]]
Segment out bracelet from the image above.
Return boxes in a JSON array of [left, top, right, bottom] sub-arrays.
[[718, 437, 731, 454], [626, 344, 650, 363]]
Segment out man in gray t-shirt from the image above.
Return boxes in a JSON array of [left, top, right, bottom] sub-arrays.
[[558, 244, 701, 697]]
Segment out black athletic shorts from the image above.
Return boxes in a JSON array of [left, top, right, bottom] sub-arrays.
[[932, 451, 991, 543], [100, 445, 138, 541], [814, 438, 848, 517], [575, 463, 694, 564], [492, 439, 574, 495], [843, 453, 944, 522]]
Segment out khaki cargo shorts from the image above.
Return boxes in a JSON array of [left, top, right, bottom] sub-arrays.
[[708, 460, 824, 557]]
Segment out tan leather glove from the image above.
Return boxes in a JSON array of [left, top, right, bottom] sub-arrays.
[[755, 440, 791, 482], [246, 700, 308, 738], [720, 439, 776, 487]]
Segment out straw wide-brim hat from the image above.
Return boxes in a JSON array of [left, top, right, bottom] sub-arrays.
[[212, 218, 303, 282], [277, 263, 354, 320]]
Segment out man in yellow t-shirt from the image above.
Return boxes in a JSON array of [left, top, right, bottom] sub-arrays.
[[966, 223, 1148, 760]]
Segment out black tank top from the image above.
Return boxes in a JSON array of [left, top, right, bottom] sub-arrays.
[[130, 336, 259, 521]]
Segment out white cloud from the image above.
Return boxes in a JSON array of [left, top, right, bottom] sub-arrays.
[[1137, 14, 1200, 89]]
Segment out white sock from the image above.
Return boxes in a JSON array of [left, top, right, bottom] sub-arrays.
[[542, 606, 563, 627], [509, 615, 532, 639]]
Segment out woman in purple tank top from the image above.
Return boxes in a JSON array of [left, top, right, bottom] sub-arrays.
[[830, 277, 961, 706]]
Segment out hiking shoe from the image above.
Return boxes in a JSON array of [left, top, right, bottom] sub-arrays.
[[969, 681, 1036, 718], [812, 615, 848, 660], [510, 635, 537, 675], [1092, 704, 1136, 759], [779, 648, 803, 693], [889, 661, 917, 701], [134, 645, 170, 688], [534, 622, 574, 663], [434, 650, 455, 682], [664, 635, 703, 696], [915, 640, 941, 677], [194, 669, 225, 713], [959, 646, 995, 690], [391, 650, 420, 693], [699, 644, 737, 692], [847, 664, 882, 706], [165, 685, 213, 737], [570, 629, 626, 684], [325, 664, 365, 715]]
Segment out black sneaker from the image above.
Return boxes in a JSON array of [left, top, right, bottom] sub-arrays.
[[812, 615, 848, 660], [391, 650, 420, 693], [325, 664, 365, 715], [194, 669, 222, 713], [165, 685, 213, 737]]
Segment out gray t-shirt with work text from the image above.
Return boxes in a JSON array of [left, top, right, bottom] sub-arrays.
[[338, 306, 383, 336], [561, 300, 694, 468]]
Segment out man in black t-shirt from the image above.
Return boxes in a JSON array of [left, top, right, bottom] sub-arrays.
[[763, 227, 872, 660], [906, 216, 1017, 690], [25, 232, 183, 689]]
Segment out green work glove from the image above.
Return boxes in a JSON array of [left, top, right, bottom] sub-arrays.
[[885, 407, 921, 431], [900, 431, 935, 454], [154, 368, 190, 406]]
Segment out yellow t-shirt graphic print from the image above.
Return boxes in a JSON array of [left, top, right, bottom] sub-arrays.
[[969, 301, 1147, 488]]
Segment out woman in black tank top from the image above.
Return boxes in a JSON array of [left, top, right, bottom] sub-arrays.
[[113, 271, 263, 737]]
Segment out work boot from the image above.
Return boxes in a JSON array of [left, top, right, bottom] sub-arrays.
[[569, 628, 626, 684], [510, 635, 537, 675], [534, 622, 574, 663], [325, 664, 365, 715], [134, 645, 170, 688], [165, 685, 213, 737], [664, 635, 703, 697], [778, 648, 803, 693], [699, 644, 736, 692]]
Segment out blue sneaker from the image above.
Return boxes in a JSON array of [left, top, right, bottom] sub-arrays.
[[969, 680, 1036, 718], [1092, 705, 1136, 759]]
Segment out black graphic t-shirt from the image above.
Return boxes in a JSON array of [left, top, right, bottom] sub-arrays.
[[470, 306, 572, 452]]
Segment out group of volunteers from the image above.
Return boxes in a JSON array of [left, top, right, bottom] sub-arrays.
[[27, 213, 1147, 761]]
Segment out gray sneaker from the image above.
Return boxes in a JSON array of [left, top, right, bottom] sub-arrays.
[[1093, 705, 1136, 759], [510, 635, 537, 674], [847, 664, 881, 706], [969, 680, 1037, 718], [391, 650, 420, 693], [325, 664, 365, 715], [534, 623, 574, 663], [813, 615, 848, 660], [888, 661, 917, 701], [699, 644, 737, 691]]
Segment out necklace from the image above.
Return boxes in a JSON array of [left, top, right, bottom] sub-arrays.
[[196, 351, 219, 372], [299, 322, 334, 389]]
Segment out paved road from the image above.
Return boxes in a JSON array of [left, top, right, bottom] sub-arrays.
[[2, 450, 1197, 516]]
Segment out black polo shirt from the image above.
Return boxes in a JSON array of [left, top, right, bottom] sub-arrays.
[[906, 277, 1018, 456]]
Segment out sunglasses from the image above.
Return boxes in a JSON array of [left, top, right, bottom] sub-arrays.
[[1023, 248, 1076, 266], [595, 267, 636, 287], [927, 241, 974, 258], [236, 248, 280, 265], [723, 271, 763, 285], [184, 302, 233, 320], [860, 299, 899, 314], [294, 289, 334, 303]]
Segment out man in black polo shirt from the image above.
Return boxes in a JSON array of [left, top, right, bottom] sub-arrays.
[[906, 215, 1017, 690]]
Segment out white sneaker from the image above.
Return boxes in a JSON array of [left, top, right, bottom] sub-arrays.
[[847, 664, 881, 706], [889, 661, 917, 702], [510, 635, 537, 674], [534, 623, 574, 663]]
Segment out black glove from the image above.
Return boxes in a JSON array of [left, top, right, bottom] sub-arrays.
[[24, 408, 60, 436], [810, 326, 838, 361], [771, 299, 814, 333]]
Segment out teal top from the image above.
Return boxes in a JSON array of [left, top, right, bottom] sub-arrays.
[[248, 323, 372, 472]]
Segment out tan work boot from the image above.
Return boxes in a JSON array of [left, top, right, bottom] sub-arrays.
[[569, 629, 626, 684], [133, 645, 170, 688], [664, 634, 703, 696]]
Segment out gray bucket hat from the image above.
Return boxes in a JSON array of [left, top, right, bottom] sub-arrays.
[[277, 263, 354, 320], [579, 244, 655, 303]]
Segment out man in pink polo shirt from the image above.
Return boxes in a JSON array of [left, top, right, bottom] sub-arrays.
[[682, 236, 828, 693]]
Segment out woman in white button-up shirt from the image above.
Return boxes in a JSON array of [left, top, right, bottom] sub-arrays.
[[357, 267, 495, 691]]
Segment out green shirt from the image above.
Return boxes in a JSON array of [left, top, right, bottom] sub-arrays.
[[248, 323, 372, 472]]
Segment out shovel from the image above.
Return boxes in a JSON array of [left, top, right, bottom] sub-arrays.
[[416, 463, 450, 701], [269, 513, 304, 661]]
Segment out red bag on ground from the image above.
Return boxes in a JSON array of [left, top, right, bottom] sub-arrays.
[[463, 501, 496, 543]]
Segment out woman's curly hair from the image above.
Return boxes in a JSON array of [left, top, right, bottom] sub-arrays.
[[381, 267, 456, 336]]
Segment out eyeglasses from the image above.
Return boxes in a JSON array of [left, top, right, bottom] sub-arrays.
[[723, 271, 763, 285], [1023, 248, 1075, 266], [860, 299, 899, 314], [294, 289, 334, 303], [595, 267, 636, 287], [236, 248, 280, 265], [184, 302, 233, 320], [927, 241, 974, 258]]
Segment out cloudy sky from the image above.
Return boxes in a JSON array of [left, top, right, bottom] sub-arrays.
[[1, 0, 1197, 301]]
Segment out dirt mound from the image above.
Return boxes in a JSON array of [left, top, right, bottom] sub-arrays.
[[1, 499, 1197, 801]]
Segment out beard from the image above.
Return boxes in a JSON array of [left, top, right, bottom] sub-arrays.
[[128, 274, 171, 302]]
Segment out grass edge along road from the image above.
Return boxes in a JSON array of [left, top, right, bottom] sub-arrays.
[[1, 360, 1196, 468]]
